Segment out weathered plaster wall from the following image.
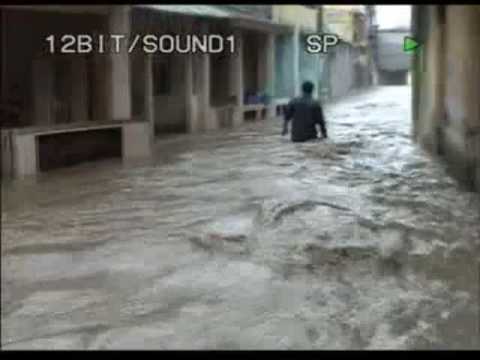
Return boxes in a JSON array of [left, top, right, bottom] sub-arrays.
[[443, 6, 480, 189], [413, 5, 480, 191]]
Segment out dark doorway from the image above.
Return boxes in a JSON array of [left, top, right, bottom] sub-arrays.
[[38, 128, 122, 171]]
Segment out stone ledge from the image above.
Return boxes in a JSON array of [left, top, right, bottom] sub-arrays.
[[9, 120, 145, 136]]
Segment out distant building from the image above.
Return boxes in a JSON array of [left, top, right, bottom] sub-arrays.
[[376, 27, 411, 85], [320, 5, 377, 100]]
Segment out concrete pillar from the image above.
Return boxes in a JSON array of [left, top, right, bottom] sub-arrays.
[[32, 58, 54, 125], [414, 5, 480, 191], [265, 33, 276, 118], [292, 26, 301, 97], [190, 22, 213, 131], [231, 29, 244, 127], [185, 52, 200, 133], [444, 6, 480, 189], [122, 122, 152, 160], [411, 5, 427, 140], [144, 54, 155, 143], [413, 6, 445, 152], [109, 6, 131, 121], [200, 52, 216, 131], [71, 56, 88, 123], [13, 133, 37, 176]]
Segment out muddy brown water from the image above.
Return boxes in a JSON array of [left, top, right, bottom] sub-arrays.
[[2, 87, 480, 349]]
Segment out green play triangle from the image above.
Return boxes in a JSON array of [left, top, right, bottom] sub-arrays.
[[404, 37, 420, 52]]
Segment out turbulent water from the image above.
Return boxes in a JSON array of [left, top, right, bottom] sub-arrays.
[[2, 86, 480, 349]]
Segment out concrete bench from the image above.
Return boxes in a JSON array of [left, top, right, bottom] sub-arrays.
[[4, 120, 152, 178], [272, 98, 289, 117], [243, 104, 269, 121]]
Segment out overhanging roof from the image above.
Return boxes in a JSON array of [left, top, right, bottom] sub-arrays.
[[229, 17, 293, 34], [135, 5, 233, 19], [136, 4, 293, 33], [0, 5, 110, 14]]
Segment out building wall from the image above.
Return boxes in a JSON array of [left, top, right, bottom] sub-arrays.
[[413, 6, 443, 153], [272, 5, 319, 99], [378, 70, 408, 86], [322, 6, 357, 44], [220, 5, 272, 20], [443, 6, 480, 190], [413, 5, 480, 191], [325, 42, 357, 100], [274, 33, 294, 99], [272, 5, 317, 32], [320, 5, 375, 101], [376, 31, 411, 72]]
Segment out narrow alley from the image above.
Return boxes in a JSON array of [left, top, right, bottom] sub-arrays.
[[2, 86, 479, 349]]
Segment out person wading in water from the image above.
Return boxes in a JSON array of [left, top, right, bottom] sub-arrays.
[[282, 81, 328, 142]]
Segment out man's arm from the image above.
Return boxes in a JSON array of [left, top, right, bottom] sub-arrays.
[[282, 100, 294, 136], [314, 103, 327, 138]]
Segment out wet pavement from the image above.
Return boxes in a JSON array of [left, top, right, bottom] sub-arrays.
[[2, 86, 480, 349]]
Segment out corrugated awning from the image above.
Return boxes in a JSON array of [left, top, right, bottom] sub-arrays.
[[135, 5, 233, 19], [229, 17, 292, 34], [135, 5, 294, 33]]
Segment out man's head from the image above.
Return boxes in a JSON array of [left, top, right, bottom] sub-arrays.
[[301, 81, 314, 96]]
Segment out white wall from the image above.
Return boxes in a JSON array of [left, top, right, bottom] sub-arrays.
[[327, 42, 356, 100]]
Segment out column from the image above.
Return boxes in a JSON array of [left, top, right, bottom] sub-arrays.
[[144, 53, 155, 142], [292, 26, 301, 97], [109, 6, 131, 121], [265, 33, 276, 118], [13, 134, 37, 176], [200, 52, 216, 131], [185, 52, 199, 133], [231, 29, 244, 127]]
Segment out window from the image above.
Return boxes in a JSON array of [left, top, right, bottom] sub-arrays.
[[152, 57, 171, 96]]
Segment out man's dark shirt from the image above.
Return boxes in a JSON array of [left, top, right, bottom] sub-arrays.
[[283, 95, 327, 142]]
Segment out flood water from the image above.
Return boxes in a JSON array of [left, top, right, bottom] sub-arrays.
[[2, 86, 480, 349]]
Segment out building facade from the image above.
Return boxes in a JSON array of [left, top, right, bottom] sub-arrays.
[[320, 5, 376, 100], [1, 5, 289, 178], [1, 5, 379, 179], [412, 5, 480, 191], [376, 27, 411, 85], [272, 5, 320, 101]]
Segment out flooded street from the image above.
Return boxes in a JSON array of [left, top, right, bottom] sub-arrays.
[[2, 86, 479, 349]]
